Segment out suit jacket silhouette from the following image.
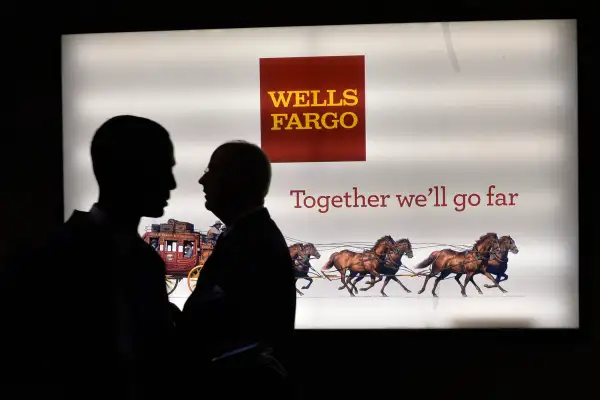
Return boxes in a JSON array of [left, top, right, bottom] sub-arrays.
[[178, 207, 296, 380], [1, 207, 174, 399]]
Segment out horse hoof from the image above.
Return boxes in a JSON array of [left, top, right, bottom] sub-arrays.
[[302, 286, 309, 290], [381, 293, 388, 297], [359, 288, 367, 292], [418, 290, 424, 295], [478, 291, 483, 295], [405, 290, 412, 294], [462, 293, 467, 297], [432, 294, 438, 298]]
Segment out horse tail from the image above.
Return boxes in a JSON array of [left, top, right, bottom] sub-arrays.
[[414, 251, 439, 270], [321, 252, 338, 270]]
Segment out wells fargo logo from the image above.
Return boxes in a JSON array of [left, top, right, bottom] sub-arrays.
[[259, 55, 366, 163]]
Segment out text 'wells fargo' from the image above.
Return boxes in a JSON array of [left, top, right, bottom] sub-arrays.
[[268, 89, 359, 131]]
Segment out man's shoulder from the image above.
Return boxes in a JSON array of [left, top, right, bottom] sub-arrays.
[[2, 217, 92, 290], [220, 219, 289, 271], [51, 212, 105, 249], [19, 217, 83, 256], [40, 211, 125, 264], [236, 217, 288, 251]]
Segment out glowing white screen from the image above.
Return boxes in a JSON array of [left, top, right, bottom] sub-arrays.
[[62, 19, 578, 329]]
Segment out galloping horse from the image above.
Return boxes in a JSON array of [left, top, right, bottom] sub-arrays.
[[453, 235, 518, 293], [414, 233, 500, 297], [289, 243, 321, 296], [354, 239, 414, 296], [484, 235, 519, 289], [321, 235, 396, 297]]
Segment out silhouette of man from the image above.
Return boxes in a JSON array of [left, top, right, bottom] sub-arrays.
[[1, 115, 177, 399], [178, 140, 296, 399]]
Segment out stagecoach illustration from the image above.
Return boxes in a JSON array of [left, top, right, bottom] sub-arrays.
[[142, 219, 214, 294], [144, 217, 519, 298]]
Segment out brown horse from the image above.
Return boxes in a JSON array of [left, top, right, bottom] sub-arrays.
[[353, 239, 415, 296], [454, 235, 518, 293], [289, 243, 321, 296], [483, 235, 519, 289], [321, 235, 396, 296], [414, 233, 500, 297]]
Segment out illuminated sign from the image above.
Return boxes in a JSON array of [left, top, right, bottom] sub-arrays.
[[260, 55, 366, 163]]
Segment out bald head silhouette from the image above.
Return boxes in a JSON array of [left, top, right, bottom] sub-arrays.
[[91, 115, 177, 218], [199, 140, 271, 224]]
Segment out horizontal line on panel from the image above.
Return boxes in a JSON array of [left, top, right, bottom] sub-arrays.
[[62, 20, 574, 67], [63, 81, 571, 118], [64, 131, 571, 173]]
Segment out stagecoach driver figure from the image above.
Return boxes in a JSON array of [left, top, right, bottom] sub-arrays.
[[206, 221, 223, 243]]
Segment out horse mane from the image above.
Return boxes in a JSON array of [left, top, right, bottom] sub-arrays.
[[497, 236, 513, 249], [396, 238, 410, 244], [473, 232, 498, 248], [371, 235, 394, 251]]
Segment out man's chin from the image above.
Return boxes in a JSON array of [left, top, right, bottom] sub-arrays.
[[204, 200, 220, 217], [144, 207, 166, 219]]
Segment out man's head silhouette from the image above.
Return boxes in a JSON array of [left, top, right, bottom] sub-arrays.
[[91, 115, 176, 219], [199, 140, 271, 224]]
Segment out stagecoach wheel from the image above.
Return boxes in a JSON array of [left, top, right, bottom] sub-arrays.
[[187, 265, 203, 292], [165, 276, 179, 295]]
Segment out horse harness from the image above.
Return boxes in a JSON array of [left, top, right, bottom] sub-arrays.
[[294, 246, 311, 269], [455, 249, 497, 270], [383, 248, 406, 271]]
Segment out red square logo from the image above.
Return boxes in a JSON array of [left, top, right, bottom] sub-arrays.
[[259, 55, 366, 163]]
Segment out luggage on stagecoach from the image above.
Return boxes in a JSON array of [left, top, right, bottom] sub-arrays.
[[160, 223, 174, 233], [174, 221, 194, 233], [151, 224, 161, 232]]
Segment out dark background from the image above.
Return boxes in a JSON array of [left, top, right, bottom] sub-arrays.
[[5, 2, 594, 398]]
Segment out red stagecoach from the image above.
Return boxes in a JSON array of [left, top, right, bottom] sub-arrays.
[[142, 219, 214, 294]]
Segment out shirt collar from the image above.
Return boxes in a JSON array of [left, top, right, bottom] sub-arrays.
[[89, 204, 140, 237], [89, 204, 110, 224]]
